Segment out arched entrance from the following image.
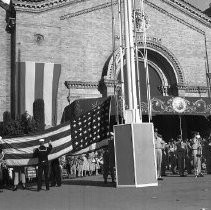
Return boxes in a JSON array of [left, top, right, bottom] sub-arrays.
[[103, 43, 210, 141], [104, 41, 184, 100]]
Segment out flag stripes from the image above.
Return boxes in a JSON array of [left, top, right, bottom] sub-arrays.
[[25, 61, 36, 116], [43, 63, 54, 126], [3, 122, 70, 144], [4, 141, 72, 159], [34, 63, 44, 99], [15, 61, 61, 126], [3, 130, 70, 150], [17, 62, 25, 115], [6, 146, 73, 167], [52, 64, 61, 125], [2, 122, 71, 166]]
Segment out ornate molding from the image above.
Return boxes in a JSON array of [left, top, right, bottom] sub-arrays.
[[64, 81, 99, 89], [158, 85, 209, 94], [60, 1, 117, 20], [164, 0, 211, 26], [141, 96, 211, 115], [13, 0, 117, 14], [12, 0, 211, 28], [177, 85, 209, 93], [13, 0, 89, 13], [140, 41, 184, 84], [106, 41, 184, 85], [145, 0, 206, 34]]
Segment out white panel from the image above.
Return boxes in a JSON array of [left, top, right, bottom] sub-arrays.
[[25, 61, 36, 116]]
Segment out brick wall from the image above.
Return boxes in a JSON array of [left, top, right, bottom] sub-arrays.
[[145, 0, 208, 87], [11, 0, 211, 123]]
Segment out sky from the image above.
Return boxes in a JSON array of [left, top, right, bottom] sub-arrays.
[[185, 0, 210, 11]]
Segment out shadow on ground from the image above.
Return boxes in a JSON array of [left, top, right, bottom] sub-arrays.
[[24, 177, 116, 191], [62, 179, 116, 188]]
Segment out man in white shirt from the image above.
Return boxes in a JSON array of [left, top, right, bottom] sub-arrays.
[[154, 129, 165, 180], [191, 132, 203, 177]]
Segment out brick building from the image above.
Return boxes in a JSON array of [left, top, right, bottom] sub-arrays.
[[1, 0, 211, 137]]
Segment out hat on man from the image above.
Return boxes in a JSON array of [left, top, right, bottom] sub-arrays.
[[196, 134, 201, 139]]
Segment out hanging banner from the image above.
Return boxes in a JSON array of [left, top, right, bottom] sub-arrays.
[[141, 96, 211, 116]]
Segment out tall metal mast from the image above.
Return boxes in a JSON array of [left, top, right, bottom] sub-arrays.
[[140, 0, 152, 122], [123, 0, 141, 123], [117, 0, 126, 123], [133, 0, 142, 123], [111, 0, 120, 124]]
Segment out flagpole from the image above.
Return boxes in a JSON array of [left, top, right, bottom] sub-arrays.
[[111, 0, 119, 125], [123, 0, 133, 111], [133, 1, 142, 123], [141, 0, 152, 122], [123, 0, 141, 123], [179, 115, 183, 139], [117, 0, 126, 123], [127, 0, 138, 112]]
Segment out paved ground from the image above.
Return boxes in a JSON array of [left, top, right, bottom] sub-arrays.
[[0, 174, 211, 210]]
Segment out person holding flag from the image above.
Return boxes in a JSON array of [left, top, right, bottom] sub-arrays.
[[34, 139, 52, 191]]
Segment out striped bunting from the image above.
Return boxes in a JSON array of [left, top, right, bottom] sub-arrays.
[[15, 61, 61, 126], [2, 122, 72, 167]]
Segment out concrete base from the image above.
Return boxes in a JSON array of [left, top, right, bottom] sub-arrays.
[[114, 123, 157, 188]]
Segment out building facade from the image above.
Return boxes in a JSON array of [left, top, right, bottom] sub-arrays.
[[1, 0, 211, 129]]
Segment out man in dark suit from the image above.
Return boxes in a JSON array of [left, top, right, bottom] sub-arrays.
[[103, 133, 115, 184], [176, 135, 187, 177], [50, 158, 62, 187], [34, 139, 52, 191]]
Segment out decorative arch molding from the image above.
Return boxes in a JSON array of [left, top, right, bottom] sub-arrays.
[[105, 41, 184, 85], [139, 58, 169, 87]]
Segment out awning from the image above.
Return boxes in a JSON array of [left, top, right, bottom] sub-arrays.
[[142, 96, 211, 116]]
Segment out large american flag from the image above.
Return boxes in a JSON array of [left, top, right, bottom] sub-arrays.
[[2, 97, 111, 166]]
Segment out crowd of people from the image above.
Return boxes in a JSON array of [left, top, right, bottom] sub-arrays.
[[65, 152, 103, 178], [154, 129, 211, 180], [0, 129, 210, 192], [64, 134, 115, 184]]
